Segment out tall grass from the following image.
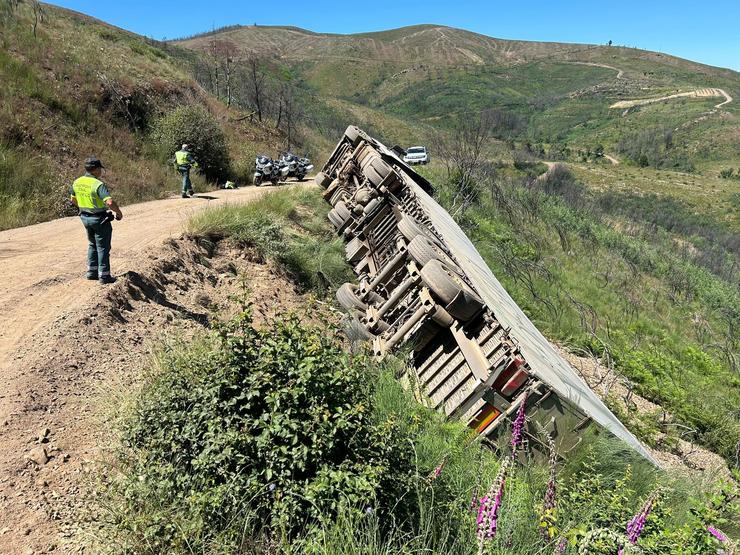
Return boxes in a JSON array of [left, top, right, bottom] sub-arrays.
[[187, 187, 352, 294]]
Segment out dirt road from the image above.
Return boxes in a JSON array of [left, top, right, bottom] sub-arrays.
[[610, 87, 733, 109], [0, 185, 273, 553]]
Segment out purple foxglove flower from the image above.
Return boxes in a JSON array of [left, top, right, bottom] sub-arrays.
[[626, 489, 658, 544], [476, 457, 511, 551], [511, 393, 528, 451], [708, 525, 727, 542]]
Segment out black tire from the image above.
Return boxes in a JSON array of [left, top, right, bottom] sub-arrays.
[[345, 125, 363, 147], [337, 282, 367, 311], [407, 235, 455, 267], [334, 200, 351, 223], [397, 214, 438, 244], [366, 156, 392, 187], [328, 209, 344, 230], [315, 171, 332, 188], [253, 175, 262, 186], [420, 259, 483, 321]]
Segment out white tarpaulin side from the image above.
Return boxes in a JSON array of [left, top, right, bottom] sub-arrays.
[[406, 178, 658, 465]]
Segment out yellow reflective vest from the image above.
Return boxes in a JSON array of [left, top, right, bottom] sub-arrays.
[[71, 175, 110, 212], [175, 150, 197, 168]]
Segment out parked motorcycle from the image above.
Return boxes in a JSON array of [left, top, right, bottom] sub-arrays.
[[279, 152, 314, 181], [253, 155, 281, 186]]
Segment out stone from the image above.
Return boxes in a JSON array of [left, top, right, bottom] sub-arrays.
[[38, 428, 50, 443], [28, 447, 49, 466]]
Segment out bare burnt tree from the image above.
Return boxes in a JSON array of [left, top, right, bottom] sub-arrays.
[[246, 56, 266, 122], [210, 39, 237, 107], [30, 0, 42, 38], [432, 111, 492, 214]]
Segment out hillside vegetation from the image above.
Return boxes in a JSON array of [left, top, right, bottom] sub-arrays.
[[97, 189, 738, 554], [177, 24, 739, 178], [0, 3, 283, 230]]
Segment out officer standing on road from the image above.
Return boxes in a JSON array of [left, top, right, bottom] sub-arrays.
[[174, 144, 199, 198], [70, 157, 123, 284]]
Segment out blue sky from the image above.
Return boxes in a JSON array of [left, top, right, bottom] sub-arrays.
[[48, 0, 739, 71]]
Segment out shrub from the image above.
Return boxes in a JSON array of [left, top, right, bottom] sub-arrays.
[[617, 127, 694, 172], [107, 310, 419, 553], [150, 105, 231, 182]]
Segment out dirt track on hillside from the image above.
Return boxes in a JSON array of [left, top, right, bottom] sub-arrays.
[[610, 87, 733, 109], [0, 185, 284, 554]]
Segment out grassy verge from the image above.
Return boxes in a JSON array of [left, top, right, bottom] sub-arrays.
[[187, 187, 352, 294], [95, 187, 737, 554]]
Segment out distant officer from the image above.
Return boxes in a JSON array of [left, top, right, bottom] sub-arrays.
[[70, 157, 123, 284], [174, 144, 199, 198]]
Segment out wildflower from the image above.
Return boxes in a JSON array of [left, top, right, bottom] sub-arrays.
[[708, 525, 727, 542], [626, 489, 659, 544], [476, 457, 511, 553], [365, 506, 374, 516], [555, 537, 567, 553], [511, 393, 528, 451], [428, 455, 447, 482], [540, 433, 558, 541], [268, 483, 276, 492]]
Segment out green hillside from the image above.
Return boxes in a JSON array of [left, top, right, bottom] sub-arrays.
[[0, 4, 283, 230], [177, 25, 739, 173]]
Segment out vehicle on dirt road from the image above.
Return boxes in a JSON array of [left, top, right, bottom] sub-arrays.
[[315, 125, 655, 464], [403, 146, 429, 165], [279, 152, 314, 181], [253, 155, 282, 186]]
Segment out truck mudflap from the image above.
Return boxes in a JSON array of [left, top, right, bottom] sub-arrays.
[[318, 125, 657, 464]]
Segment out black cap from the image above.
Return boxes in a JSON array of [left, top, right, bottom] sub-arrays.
[[84, 156, 105, 170]]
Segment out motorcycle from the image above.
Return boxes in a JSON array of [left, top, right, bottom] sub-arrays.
[[253, 155, 281, 186], [279, 152, 314, 181], [296, 156, 314, 181]]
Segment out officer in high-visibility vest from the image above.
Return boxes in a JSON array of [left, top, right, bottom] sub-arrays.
[[174, 144, 199, 198], [70, 157, 123, 284]]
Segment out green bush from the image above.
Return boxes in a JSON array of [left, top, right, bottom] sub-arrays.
[[108, 310, 419, 553], [150, 105, 231, 182]]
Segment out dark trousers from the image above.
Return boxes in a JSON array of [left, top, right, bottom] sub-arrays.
[[179, 167, 192, 194], [80, 214, 112, 277]]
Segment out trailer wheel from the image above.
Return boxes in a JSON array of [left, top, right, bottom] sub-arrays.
[[334, 200, 352, 223], [314, 171, 332, 188], [327, 209, 345, 230], [344, 125, 363, 147], [397, 214, 441, 246], [420, 259, 483, 321], [407, 235, 455, 267], [366, 156, 392, 188], [336, 282, 367, 311]]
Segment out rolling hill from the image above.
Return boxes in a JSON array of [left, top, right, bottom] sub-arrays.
[[177, 24, 739, 169]]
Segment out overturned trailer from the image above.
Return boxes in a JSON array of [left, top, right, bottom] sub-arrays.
[[316, 125, 656, 463]]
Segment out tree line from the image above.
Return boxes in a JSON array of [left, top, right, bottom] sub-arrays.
[[192, 38, 304, 149]]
